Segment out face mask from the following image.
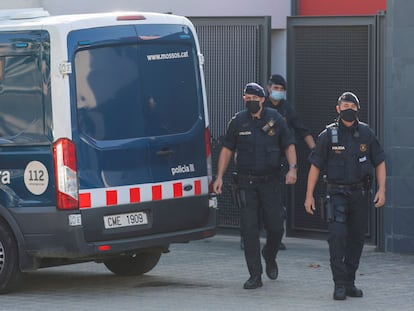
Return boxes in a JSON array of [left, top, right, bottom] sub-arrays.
[[246, 100, 261, 114], [340, 108, 358, 122], [270, 90, 285, 101]]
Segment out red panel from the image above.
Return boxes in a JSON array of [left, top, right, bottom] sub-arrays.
[[152, 185, 162, 201], [194, 180, 201, 195], [130, 187, 141, 203], [299, 0, 386, 16], [79, 193, 91, 208], [173, 182, 183, 198], [106, 190, 118, 206]]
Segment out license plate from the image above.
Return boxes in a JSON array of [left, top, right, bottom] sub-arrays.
[[69, 214, 82, 226], [104, 211, 148, 229]]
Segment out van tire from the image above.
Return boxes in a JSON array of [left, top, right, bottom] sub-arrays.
[[0, 223, 22, 294], [104, 251, 162, 276]]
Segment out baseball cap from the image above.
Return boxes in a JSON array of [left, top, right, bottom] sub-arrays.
[[337, 91, 360, 109], [268, 74, 287, 89], [244, 82, 265, 98]]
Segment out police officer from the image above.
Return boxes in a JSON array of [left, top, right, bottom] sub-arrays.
[[213, 82, 297, 289], [264, 74, 316, 250], [304, 92, 386, 300], [264, 74, 315, 149]]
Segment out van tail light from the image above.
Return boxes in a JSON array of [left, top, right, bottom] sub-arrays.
[[205, 127, 214, 190], [53, 138, 79, 210]]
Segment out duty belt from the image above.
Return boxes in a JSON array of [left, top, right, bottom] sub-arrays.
[[237, 174, 277, 183], [328, 182, 366, 191]]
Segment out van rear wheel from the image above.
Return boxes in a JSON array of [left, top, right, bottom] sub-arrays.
[[104, 251, 162, 276], [0, 223, 22, 294]]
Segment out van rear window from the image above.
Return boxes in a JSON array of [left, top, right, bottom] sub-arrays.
[[75, 39, 201, 140]]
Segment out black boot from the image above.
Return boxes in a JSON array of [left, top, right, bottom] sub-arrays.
[[333, 285, 346, 300], [243, 275, 263, 289], [279, 242, 287, 250], [261, 248, 278, 280], [346, 285, 363, 297]]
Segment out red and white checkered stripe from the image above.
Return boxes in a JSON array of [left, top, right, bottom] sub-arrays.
[[78, 176, 208, 209]]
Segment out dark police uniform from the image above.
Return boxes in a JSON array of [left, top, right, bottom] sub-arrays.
[[223, 107, 295, 278], [264, 98, 312, 141], [309, 120, 385, 288]]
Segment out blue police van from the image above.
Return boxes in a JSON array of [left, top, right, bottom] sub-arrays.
[[0, 8, 216, 293]]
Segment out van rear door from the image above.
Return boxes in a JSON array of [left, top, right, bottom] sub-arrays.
[[69, 23, 209, 242], [70, 24, 207, 188], [134, 24, 207, 184]]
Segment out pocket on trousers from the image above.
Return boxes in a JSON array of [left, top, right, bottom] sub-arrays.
[[334, 204, 348, 223]]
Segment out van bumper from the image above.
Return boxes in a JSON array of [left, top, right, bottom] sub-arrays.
[[11, 202, 216, 270]]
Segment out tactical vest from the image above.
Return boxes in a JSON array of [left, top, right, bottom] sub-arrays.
[[326, 121, 373, 183], [235, 109, 282, 174]]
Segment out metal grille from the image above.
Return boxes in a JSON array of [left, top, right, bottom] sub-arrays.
[[289, 24, 371, 234], [191, 18, 269, 228]]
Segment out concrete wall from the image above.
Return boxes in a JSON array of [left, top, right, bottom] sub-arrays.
[[384, 0, 414, 253], [38, 0, 289, 29], [0, 0, 289, 76]]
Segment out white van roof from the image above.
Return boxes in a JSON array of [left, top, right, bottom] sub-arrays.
[[0, 8, 191, 31]]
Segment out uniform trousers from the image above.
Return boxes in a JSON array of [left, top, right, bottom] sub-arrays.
[[239, 177, 284, 277], [328, 188, 369, 287]]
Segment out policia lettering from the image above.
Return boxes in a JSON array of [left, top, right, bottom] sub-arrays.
[[304, 91, 386, 300]]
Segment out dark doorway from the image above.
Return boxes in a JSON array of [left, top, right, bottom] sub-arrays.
[[286, 15, 385, 244]]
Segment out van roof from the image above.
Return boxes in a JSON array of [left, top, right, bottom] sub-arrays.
[[0, 8, 190, 31]]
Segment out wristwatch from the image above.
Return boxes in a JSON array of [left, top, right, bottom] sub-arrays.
[[289, 164, 298, 169]]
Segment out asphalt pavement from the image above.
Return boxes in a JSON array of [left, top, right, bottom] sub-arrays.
[[1, 233, 413, 311]]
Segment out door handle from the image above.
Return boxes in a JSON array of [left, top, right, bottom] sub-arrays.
[[156, 148, 174, 156]]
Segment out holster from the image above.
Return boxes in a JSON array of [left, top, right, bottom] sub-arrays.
[[319, 195, 334, 223]]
